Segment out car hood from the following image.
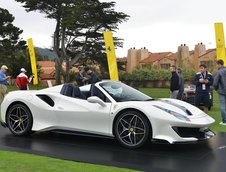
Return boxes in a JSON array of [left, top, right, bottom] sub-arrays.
[[146, 98, 207, 119], [118, 98, 207, 120]]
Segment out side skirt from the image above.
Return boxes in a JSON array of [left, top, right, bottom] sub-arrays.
[[50, 129, 115, 139]]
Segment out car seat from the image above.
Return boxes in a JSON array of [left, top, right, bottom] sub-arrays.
[[60, 83, 86, 99], [60, 83, 73, 97], [72, 87, 86, 99]]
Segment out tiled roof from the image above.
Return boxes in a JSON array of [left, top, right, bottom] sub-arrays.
[[166, 53, 177, 60], [199, 48, 216, 58], [37, 61, 55, 67], [117, 57, 127, 62], [37, 61, 55, 79], [139, 52, 173, 63], [39, 73, 55, 79], [41, 68, 55, 74]]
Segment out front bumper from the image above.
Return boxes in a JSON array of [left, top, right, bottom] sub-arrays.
[[152, 128, 215, 144], [172, 127, 215, 143]]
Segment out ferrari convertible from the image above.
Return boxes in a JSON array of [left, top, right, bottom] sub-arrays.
[[0, 80, 215, 148]]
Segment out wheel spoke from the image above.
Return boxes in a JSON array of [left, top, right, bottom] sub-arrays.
[[18, 123, 24, 131], [131, 133, 136, 145], [130, 115, 137, 127], [13, 123, 20, 131], [21, 114, 27, 118], [16, 107, 21, 118], [20, 121, 25, 131], [119, 129, 129, 137], [21, 116, 28, 122], [134, 132, 145, 135], [120, 119, 130, 128], [128, 133, 133, 144], [134, 126, 145, 133], [9, 116, 18, 122], [9, 114, 18, 118], [120, 133, 130, 139], [11, 121, 18, 130]]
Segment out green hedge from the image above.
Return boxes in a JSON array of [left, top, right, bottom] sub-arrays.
[[119, 68, 196, 81]]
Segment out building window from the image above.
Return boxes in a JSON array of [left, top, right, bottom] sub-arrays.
[[161, 64, 171, 69], [141, 63, 152, 69]]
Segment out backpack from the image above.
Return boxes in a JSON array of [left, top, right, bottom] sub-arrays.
[[16, 77, 22, 89]]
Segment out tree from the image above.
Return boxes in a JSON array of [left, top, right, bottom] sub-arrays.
[[15, 0, 129, 83], [0, 7, 27, 76]]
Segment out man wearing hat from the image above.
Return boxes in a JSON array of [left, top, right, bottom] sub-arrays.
[[16, 68, 33, 90], [0, 65, 11, 104]]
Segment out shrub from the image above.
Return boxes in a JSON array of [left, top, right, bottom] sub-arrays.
[[119, 68, 196, 82], [182, 68, 196, 81]]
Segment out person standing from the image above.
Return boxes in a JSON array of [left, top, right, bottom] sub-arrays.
[[0, 65, 11, 104], [76, 66, 86, 86], [213, 59, 226, 125], [16, 68, 33, 90], [192, 64, 213, 114], [176, 68, 184, 100], [170, 65, 179, 99], [83, 66, 100, 84]]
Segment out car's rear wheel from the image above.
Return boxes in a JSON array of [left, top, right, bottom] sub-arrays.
[[6, 104, 33, 136], [114, 110, 150, 148]]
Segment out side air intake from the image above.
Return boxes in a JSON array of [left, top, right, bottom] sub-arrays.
[[36, 94, 55, 107]]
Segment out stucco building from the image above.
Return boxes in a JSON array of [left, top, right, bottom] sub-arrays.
[[125, 43, 217, 73]]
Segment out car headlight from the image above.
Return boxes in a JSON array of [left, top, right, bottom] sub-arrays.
[[153, 105, 190, 122]]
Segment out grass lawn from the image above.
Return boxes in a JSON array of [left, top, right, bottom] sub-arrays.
[[0, 151, 138, 172], [0, 86, 225, 171]]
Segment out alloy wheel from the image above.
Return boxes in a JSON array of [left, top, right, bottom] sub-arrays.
[[115, 111, 150, 148], [7, 104, 32, 136]]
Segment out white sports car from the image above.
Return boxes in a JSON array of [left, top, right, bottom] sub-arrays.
[[0, 80, 215, 148]]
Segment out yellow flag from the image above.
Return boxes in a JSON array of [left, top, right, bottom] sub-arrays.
[[215, 23, 226, 63], [103, 31, 119, 81], [27, 38, 38, 85]]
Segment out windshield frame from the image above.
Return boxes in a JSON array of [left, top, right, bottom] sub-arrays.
[[100, 81, 152, 102]]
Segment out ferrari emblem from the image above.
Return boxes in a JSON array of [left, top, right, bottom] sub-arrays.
[[107, 46, 111, 52]]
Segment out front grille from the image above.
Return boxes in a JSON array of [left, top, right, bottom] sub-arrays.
[[172, 127, 205, 138]]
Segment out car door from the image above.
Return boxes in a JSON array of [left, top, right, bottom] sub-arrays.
[[55, 94, 112, 136]]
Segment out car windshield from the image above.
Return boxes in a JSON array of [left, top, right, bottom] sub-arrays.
[[100, 81, 153, 102]]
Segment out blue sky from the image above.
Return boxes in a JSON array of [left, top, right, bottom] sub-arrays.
[[1, 0, 226, 57]]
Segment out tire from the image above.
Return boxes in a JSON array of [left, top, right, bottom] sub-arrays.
[[6, 104, 33, 136], [114, 110, 150, 148]]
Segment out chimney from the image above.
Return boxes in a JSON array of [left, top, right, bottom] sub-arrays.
[[137, 47, 149, 62], [194, 42, 206, 57], [178, 44, 189, 58], [127, 48, 138, 73], [177, 44, 189, 67], [181, 44, 189, 59]]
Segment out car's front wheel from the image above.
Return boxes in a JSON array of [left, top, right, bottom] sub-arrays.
[[114, 110, 150, 148], [6, 104, 33, 136]]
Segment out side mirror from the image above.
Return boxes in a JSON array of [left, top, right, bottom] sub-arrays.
[[87, 96, 106, 107]]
